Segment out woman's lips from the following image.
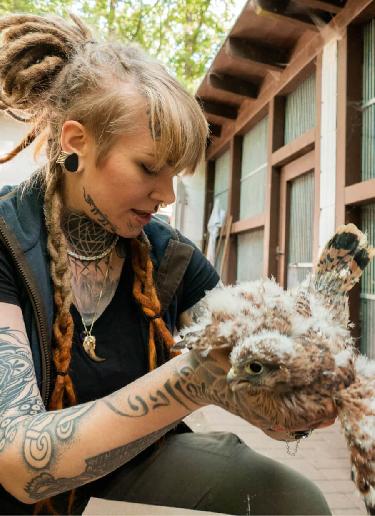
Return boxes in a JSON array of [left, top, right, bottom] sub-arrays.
[[131, 209, 152, 225]]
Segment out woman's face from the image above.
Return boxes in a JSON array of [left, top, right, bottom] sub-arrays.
[[61, 111, 176, 238]]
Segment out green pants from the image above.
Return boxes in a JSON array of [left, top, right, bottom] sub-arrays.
[[1, 431, 331, 515], [74, 431, 331, 515]]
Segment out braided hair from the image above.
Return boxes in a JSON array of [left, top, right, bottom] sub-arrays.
[[0, 12, 208, 513]]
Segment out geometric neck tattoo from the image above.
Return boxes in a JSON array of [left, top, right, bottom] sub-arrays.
[[61, 209, 118, 260]]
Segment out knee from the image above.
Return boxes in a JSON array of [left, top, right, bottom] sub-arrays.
[[206, 436, 331, 515]]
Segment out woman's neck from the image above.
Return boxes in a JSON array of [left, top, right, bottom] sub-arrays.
[[61, 209, 117, 259]]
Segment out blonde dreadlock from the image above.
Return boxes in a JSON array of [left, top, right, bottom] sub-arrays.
[[0, 11, 208, 514]]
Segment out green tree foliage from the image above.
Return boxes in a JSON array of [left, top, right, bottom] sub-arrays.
[[0, 0, 240, 91]]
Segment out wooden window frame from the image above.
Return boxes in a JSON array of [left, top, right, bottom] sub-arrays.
[[211, 64, 320, 284]]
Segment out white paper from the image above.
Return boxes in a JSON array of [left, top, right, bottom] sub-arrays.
[[83, 497, 228, 515]]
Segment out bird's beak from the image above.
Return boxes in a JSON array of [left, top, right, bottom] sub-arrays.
[[227, 367, 239, 384]]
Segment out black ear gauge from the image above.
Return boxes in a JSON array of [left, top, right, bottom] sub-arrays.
[[56, 151, 79, 173]]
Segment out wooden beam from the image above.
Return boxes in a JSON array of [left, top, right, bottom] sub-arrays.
[[209, 123, 221, 138], [227, 37, 289, 71], [345, 179, 375, 206], [270, 96, 286, 153], [207, 0, 374, 161], [345, 25, 363, 187], [263, 97, 284, 279], [202, 160, 215, 253], [293, 0, 343, 14], [313, 52, 322, 265], [231, 213, 266, 234], [282, 150, 315, 181], [271, 128, 315, 167], [254, 1, 319, 32], [209, 72, 259, 98], [199, 99, 238, 119], [225, 136, 243, 283]]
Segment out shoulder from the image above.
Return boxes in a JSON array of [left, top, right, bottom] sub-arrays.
[[0, 173, 45, 252], [144, 216, 195, 265]]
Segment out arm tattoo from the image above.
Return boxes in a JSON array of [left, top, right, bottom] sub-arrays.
[[0, 327, 94, 470], [103, 380, 193, 417], [23, 404, 94, 470], [82, 187, 119, 233], [103, 374, 200, 419], [0, 327, 45, 451], [25, 422, 178, 501]]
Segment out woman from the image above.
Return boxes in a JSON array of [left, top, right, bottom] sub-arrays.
[[0, 13, 334, 515]]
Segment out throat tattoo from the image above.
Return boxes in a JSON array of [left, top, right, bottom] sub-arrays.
[[62, 206, 117, 260]]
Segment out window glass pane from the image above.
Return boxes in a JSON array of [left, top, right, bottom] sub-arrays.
[[240, 117, 268, 219], [240, 166, 267, 219], [237, 229, 264, 282], [287, 172, 314, 288], [360, 203, 375, 358], [214, 151, 230, 196], [213, 150, 230, 216], [284, 74, 316, 145], [362, 19, 375, 181], [241, 117, 268, 178]]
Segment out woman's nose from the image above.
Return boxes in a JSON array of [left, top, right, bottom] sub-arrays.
[[151, 177, 176, 206]]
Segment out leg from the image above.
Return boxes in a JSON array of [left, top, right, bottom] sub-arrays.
[[84, 431, 331, 516]]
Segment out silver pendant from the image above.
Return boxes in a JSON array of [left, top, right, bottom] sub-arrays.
[[83, 335, 106, 362]]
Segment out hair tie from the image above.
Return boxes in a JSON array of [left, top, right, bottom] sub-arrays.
[[149, 313, 161, 320], [56, 371, 68, 376]]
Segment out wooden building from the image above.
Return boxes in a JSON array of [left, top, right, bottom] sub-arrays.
[[183, 0, 375, 358]]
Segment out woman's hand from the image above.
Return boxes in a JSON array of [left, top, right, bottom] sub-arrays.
[[181, 348, 337, 441]]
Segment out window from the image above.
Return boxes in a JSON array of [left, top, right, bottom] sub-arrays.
[[284, 73, 316, 144], [286, 172, 314, 288], [240, 117, 268, 219], [213, 150, 230, 214], [237, 229, 264, 282]]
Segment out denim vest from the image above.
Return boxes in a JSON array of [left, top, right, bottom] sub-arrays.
[[0, 181, 194, 407]]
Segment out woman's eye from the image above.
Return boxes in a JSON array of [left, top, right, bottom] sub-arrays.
[[244, 361, 264, 375], [141, 164, 158, 176]]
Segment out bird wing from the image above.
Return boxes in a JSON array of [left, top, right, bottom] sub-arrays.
[[314, 223, 374, 294], [310, 224, 375, 325], [335, 355, 375, 513]]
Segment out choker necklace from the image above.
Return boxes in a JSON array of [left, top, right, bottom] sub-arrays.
[[77, 250, 113, 362], [68, 235, 119, 261]]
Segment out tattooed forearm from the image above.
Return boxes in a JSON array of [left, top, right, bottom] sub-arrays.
[[25, 422, 178, 501], [22, 403, 94, 470], [103, 372, 202, 418], [82, 187, 119, 233], [0, 328, 45, 451]]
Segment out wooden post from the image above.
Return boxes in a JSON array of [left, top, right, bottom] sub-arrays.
[[313, 54, 322, 264], [202, 160, 215, 254], [223, 135, 242, 284], [263, 97, 284, 279], [343, 25, 363, 346]]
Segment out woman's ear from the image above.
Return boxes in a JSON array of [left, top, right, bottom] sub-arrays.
[[60, 121, 91, 170]]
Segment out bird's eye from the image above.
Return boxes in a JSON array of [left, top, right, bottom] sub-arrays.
[[244, 361, 264, 375]]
